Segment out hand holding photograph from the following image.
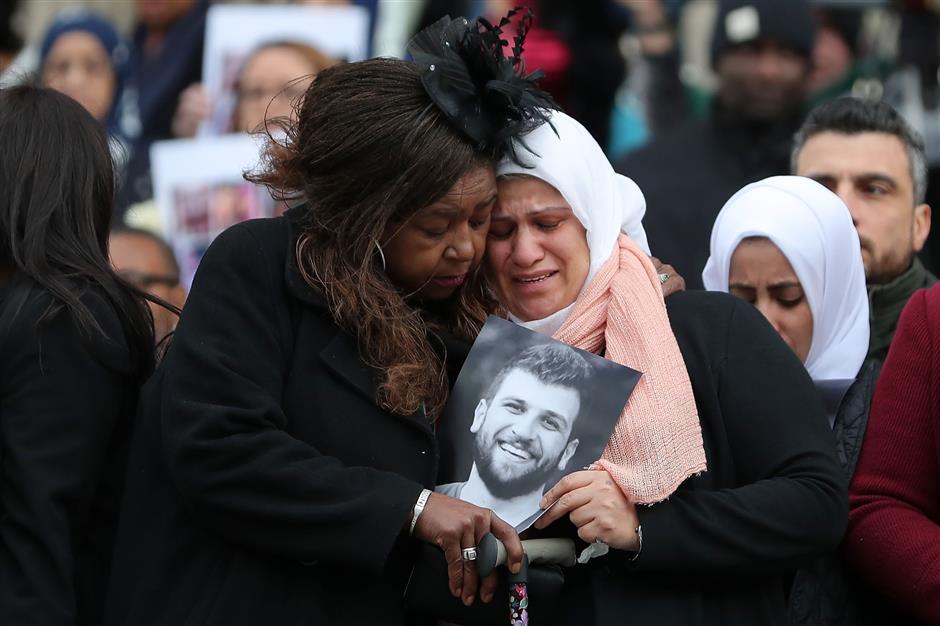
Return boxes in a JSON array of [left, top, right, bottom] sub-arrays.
[[436, 317, 641, 530]]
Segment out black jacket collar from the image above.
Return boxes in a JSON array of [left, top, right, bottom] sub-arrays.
[[282, 206, 328, 309], [280, 207, 435, 429]]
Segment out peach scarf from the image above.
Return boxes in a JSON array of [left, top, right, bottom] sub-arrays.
[[554, 234, 706, 504]]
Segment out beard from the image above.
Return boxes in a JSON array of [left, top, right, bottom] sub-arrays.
[[473, 433, 559, 500], [860, 236, 915, 285]]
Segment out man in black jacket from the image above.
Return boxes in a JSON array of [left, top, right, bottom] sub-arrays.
[[616, 0, 816, 289]]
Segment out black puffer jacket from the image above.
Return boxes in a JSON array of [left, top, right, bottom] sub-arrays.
[[789, 361, 884, 626]]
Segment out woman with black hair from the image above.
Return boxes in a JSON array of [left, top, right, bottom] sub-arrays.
[[0, 86, 157, 625], [105, 14, 550, 626]]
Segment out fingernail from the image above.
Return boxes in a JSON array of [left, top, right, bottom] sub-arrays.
[[511, 562, 521, 574], [482, 592, 493, 603], [464, 596, 474, 606], [539, 497, 547, 508]]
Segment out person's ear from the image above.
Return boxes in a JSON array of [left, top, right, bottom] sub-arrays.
[[556, 438, 580, 471], [470, 399, 487, 433], [913, 203, 931, 253]]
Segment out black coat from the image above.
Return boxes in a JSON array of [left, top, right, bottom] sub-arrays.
[[105, 214, 438, 626], [0, 278, 141, 625], [788, 362, 904, 626], [558, 291, 848, 626], [616, 110, 801, 289]]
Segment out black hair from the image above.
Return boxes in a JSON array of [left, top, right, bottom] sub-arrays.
[[484, 343, 592, 422], [792, 97, 928, 204], [0, 85, 155, 375], [247, 58, 497, 418], [0, 0, 22, 56], [482, 343, 596, 452]]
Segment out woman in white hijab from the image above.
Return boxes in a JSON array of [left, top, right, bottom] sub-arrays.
[[702, 175, 877, 626], [481, 111, 846, 626], [702, 175, 869, 384]]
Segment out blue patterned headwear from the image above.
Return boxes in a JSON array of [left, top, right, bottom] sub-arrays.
[[39, 9, 131, 135]]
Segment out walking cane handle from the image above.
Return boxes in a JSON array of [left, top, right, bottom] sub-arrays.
[[476, 534, 577, 577]]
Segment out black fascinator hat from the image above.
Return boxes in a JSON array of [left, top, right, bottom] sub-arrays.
[[407, 8, 556, 165]]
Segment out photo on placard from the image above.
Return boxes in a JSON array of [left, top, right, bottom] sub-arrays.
[[436, 316, 641, 530], [173, 184, 211, 236], [151, 134, 277, 287], [200, 4, 370, 135]]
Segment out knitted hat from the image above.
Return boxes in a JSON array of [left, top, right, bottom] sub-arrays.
[[711, 0, 817, 67]]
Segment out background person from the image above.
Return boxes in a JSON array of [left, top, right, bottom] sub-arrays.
[[109, 226, 186, 346], [118, 0, 207, 213], [0, 85, 156, 626], [846, 282, 940, 625], [103, 11, 556, 619], [792, 96, 934, 363], [39, 10, 127, 130], [172, 40, 338, 138], [617, 0, 817, 289], [702, 175, 870, 396], [38, 9, 133, 177], [702, 175, 877, 625], [487, 110, 846, 625]]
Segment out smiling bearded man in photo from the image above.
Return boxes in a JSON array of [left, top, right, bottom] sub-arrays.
[[437, 344, 591, 527]]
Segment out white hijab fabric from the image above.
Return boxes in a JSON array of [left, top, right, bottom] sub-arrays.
[[702, 176, 869, 381], [497, 110, 650, 335]]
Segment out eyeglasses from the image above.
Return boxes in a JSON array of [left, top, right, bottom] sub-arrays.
[[118, 270, 180, 289]]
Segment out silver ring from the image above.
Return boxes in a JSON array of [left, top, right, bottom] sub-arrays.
[[658, 272, 670, 285], [461, 547, 478, 561]]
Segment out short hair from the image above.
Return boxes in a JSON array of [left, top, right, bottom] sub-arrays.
[[792, 97, 928, 204], [110, 226, 181, 281], [484, 344, 592, 409]]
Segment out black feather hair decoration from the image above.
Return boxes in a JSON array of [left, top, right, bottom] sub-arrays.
[[407, 7, 557, 166]]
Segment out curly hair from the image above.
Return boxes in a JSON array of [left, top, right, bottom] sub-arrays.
[[248, 58, 500, 419]]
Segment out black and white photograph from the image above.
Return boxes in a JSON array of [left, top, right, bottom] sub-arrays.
[[436, 316, 641, 530]]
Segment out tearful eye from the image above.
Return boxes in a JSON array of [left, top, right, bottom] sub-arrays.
[[729, 288, 756, 305], [488, 225, 514, 239], [779, 296, 805, 308]]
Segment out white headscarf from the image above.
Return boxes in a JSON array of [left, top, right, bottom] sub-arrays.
[[497, 110, 649, 336], [702, 176, 869, 381]]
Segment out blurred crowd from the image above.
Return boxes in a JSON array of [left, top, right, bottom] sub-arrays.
[[2, 1, 938, 218], [3, 1, 939, 269], [3, 0, 940, 624]]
